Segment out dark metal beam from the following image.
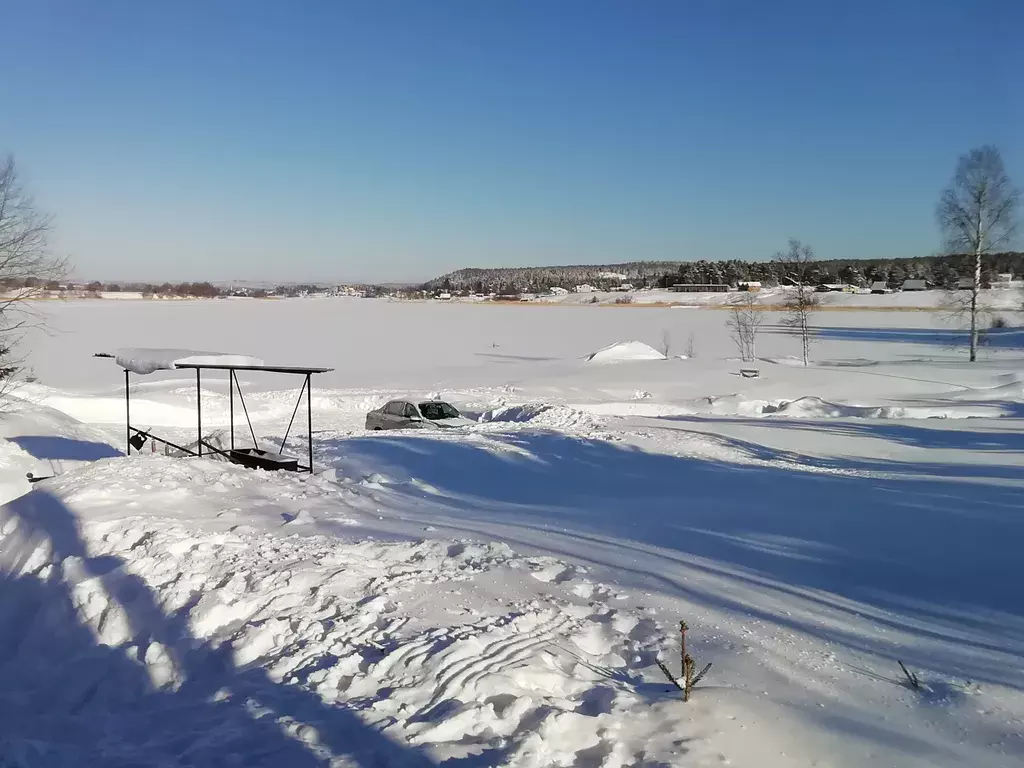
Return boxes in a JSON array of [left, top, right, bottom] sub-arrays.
[[125, 368, 131, 456], [279, 377, 308, 455], [229, 370, 235, 451], [196, 368, 202, 457], [129, 427, 197, 457], [234, 375, 260, 450], [306, 372, 313, 474], [174, 363, 333, 374]]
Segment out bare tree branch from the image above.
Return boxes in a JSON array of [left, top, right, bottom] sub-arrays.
[[0, 154, 68, 400], [773, 239, 820, 366], [726, 291, 764, 363]]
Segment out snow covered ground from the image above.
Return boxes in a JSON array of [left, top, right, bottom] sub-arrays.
[[2, 298, 1023, 767]]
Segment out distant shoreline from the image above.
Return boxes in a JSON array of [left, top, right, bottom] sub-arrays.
[[18, 291, 1022, 314]]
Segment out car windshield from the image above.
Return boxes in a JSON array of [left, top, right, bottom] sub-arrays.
[[418, 402, 461, 420]]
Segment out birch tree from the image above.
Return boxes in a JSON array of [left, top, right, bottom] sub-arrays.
[[774, 239, 819, 366], [726, 292, 763, 362], [937, 146, 1019, 362]]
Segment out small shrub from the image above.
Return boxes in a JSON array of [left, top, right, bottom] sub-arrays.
[[990, 315, 1008, 329], [614, 294, 634, 305], [588, 295, 599, 304]]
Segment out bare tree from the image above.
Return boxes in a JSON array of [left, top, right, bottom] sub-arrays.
[[726, 292, 763, 362], [659, 329, 672, 357], [774, 239, 819, 366], [684, 331, 695, 359], [937, 145, 1020, 361], [0, 155, 66, 395]]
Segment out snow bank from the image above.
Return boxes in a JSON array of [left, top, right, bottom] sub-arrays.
[[113, 348, 264, 375], [585, 340, 667, 364], [949, 373, 1024, 402], [766, 396, 1004, 419], [480, 403, 598, 430], [578, 394, 1008, 421], [0, 401, 121, 504]]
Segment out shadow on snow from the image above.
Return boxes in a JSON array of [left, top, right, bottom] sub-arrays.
[[7, 435, 123, 462], [806, 324, 1024, 350], [323, 429, 1024, 690], [0, 488, 452, 767]]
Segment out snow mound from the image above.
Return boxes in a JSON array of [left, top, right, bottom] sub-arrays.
[[0, 401, 122, 504], [766, 396, 1002, 419], [949, 374, 1024, 402], [585, 340, 666, 364], [480, 403, 598, 430]]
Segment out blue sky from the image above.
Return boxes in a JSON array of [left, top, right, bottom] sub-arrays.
[[1, 1, 1020, 283]]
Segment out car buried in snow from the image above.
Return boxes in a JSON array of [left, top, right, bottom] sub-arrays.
[[365, 399, 475, 431]]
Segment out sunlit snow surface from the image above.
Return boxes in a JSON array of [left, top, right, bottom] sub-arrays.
[[2, 297, 1023, 767]]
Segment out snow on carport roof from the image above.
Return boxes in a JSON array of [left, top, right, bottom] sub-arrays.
[[96, 348, 333, 375], [103, 348, 267, 375]]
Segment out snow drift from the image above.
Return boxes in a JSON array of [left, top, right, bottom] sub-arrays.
[[585, 341, 666, 364], [764, 396, 1005, 419], [480, 403, 598, 431]]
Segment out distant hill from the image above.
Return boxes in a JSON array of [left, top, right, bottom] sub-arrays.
[[423, 262, 685, 294]]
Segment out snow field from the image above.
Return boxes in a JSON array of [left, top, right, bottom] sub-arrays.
[[3, 298, 1024, 766]]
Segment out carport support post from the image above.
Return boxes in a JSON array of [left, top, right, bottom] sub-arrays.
[[125, 368, 131, 456], [306, 372, 313, 473], [196, 368, 202, 457], [229, 371, 235, 450]]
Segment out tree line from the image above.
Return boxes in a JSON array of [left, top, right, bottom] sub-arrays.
[[0, 277, 339, 299], [425, 251, 1024, 296]]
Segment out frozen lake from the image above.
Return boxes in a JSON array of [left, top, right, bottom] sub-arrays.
[[25, 297, 1018, 392]]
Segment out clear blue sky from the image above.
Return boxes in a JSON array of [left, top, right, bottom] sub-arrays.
[[1, 1, 1020, 283]]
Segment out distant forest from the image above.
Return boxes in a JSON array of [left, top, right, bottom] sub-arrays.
[[424, 253, 1024, 294]]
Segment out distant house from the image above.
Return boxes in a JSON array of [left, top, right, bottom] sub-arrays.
[[957, 277, 976, 290], [815, 283, 846, 293], [609, 283, 634, 292], [993, 273, 1014, 286], [437, 292, 452, 301], [737, 281, 761, 292], [574, 284, 597, 293], [669, 283, 729, 293], [901, 279, 929, 291], [869, 281, 891, 294]]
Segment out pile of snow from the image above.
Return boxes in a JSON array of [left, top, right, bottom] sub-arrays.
[[112, 348, 265, 375], [585, 341, 666, 364], [577, 393, 1010, 421], [480, 403, 599, 431], [0, 401, 121, 504], [949, 373, 1024, 402], [765, 396, 1005, 419]]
